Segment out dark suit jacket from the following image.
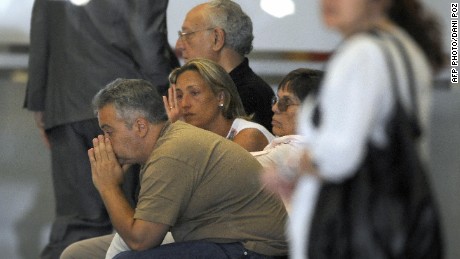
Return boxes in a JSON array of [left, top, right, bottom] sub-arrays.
[[25, 0, 178, 129], [229, 58, 275, 132]]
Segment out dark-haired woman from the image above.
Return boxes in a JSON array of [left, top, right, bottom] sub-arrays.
[[257, 68, 323, 213]]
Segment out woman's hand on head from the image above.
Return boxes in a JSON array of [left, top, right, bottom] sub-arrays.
[[163, 84, 183, 123]]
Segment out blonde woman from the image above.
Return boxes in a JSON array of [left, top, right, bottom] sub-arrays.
[[164, 58, 273, 152]]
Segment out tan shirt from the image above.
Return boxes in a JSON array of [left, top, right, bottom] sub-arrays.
[[134, 121, 288, 256]]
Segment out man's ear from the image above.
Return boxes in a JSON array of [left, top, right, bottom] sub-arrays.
[[212, 27, 225, 51], [134, 118, 149, 137]]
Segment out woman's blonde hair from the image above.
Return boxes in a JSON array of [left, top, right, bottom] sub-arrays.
[[169, 58, 247, 119]]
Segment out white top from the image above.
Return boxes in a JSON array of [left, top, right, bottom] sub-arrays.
[[298, 29, 432, 183], [106, 231, 175, 258], [252, 135, 307, 213], [290, 28, 433, 259], [226, 118, 275, 143], [252, 135, 305, 169]]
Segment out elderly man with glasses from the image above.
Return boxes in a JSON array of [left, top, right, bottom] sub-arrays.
[[175, 0, 275, 132]]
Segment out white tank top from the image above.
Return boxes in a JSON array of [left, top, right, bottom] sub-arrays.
[[226, 118, 274, 143]]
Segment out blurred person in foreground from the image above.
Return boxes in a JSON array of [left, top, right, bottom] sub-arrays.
[[175, 0, 275, 131], [264, 0, 445, 258], [60, 78, 288, 259]]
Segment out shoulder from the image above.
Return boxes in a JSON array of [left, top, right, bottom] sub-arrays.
[[232, 118, 267, 132], [325, 33, 389, 86], [390, 28, 431, 75], [268, 135, 306, 148], [153, 121, 224, 158], [232, 119, 274, 142], [230, 59, 273, 93], [252, 135, 306, 168], [145, 121, 259, 175], [335, 34, 385, 63]]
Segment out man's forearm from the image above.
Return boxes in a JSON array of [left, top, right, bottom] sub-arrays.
[[99, 186, 137, 243], [99, 186, 168, 251]]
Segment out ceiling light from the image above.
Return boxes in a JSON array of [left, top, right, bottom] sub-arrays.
[[260, 0, 295, 18], [70, 0, 91, 6]]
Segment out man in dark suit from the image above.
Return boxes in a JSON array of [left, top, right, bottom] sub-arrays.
[[24, 1, 178, 258]]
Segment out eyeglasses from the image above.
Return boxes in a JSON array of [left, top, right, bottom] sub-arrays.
[[177, 27, 215, 40], [272, 96, 300, 112]]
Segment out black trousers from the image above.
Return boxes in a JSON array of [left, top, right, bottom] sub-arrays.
[[41, 119, 138, 259], [114, 241, 287, 259]]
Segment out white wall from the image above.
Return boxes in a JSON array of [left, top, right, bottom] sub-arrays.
[[168, 0, 454, 53], [0, 0, 454, 55], [0, 0, 33, 45], [167, 0, 341, 52]]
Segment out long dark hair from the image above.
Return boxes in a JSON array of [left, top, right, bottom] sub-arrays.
[[389, 0, 445, 71]]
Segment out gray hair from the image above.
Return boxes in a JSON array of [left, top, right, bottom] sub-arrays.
[[93, 78, 167, 126], [206, 0, 253, 56], [169, 58, 247, 120]]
